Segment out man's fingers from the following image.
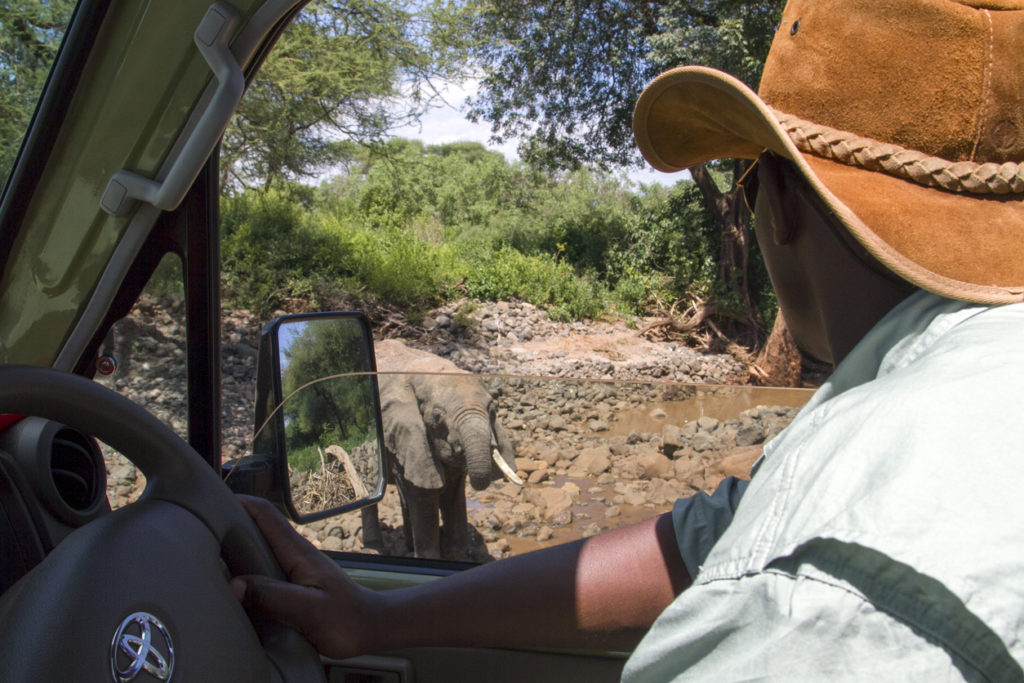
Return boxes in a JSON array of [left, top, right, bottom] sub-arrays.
[[236, 495, 328, 578], [233, 574, 324, 636]]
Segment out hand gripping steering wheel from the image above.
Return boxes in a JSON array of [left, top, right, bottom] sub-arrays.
[[0, 366, 325, 682]]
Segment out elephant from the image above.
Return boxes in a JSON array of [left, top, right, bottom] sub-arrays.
[[361, 339, 521, 560]]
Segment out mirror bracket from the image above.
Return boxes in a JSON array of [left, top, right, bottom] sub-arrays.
[[224, 312, 386, 523]]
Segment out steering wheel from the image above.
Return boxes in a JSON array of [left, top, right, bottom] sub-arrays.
[[0, 366, 325, 682]]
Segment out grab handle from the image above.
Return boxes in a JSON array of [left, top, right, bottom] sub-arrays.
[[101, 2, 242, 217]]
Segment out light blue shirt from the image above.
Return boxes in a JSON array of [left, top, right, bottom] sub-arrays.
[[623, 291, 1024, 681]]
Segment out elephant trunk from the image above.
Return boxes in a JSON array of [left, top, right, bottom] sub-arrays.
[[454, 412, 498, 491]]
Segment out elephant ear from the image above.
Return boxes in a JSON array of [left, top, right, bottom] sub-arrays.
[[379, 377, 444, 490]]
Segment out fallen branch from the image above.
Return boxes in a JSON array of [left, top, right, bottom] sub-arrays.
[[326, 444, 369, 499]]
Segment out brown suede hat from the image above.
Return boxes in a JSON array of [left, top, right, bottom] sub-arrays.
[[633, 0, 1024, 304]]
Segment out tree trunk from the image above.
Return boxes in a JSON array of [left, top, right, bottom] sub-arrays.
[[688, 161, 760, 343], [754, 312, 803, 387]]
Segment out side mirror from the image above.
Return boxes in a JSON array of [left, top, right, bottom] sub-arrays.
[[224, 312, 386, 523]]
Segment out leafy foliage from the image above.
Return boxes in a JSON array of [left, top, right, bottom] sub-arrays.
[[223, 0, 480, 191], [221, 140, 774, 327], [279, 318, 378, 470], [468, 0, 784, 171], [0, 0, 75, 187], [467, 0, 658, 171]]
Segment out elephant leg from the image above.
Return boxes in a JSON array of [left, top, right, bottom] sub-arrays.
[[403, 484, 442, 560], [439, 470, 469, 561], [394, 485, 414, 554], [360, 504, 383, 549]]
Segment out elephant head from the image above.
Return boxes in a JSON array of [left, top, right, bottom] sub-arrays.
[[410, 373, 518, 490], [375, 339, 520, 494]]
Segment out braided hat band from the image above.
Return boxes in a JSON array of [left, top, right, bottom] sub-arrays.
[[633, 0, 1024, 305], [774, 108, 1024, 196]]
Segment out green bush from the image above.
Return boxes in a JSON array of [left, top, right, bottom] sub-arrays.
[[219, 140, 774, 326], [463, 245, 607, 320], [221, 189, 358, 314], [347, 223, 460, 310]]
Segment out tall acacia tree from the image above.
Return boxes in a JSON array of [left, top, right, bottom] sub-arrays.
[[468, 1, 792, 370], [223, 0, 481, 192]]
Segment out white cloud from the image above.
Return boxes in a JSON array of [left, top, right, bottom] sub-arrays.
[[391, 80, 678, 187]]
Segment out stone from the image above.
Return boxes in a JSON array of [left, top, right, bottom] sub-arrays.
[[637, 452, 673, 480], [536, 445, 561, 466], [321, 536, 344, 552], [515, 457, 544, 472], [697, 416, 720, 432], [528, 469, 549, 484], [605, 505, 621, 519], [691, 432, 717, 452], [646, 480, 680, 506], [714, 447, 762, 479], [494, 482, 521, 499], [622, 489, 647, 506], [551, 508, 574, 526], [674, 457, 705, 486], [574, 446, 612, 475], [735, 423, 766, 447], [525, 487, 573, 520], [661, 423, 684, 455]]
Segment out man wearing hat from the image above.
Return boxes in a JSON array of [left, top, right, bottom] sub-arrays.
[[234, 0, 1024, 677]]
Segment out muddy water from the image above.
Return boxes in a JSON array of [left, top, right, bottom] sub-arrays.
[[610, 386, 814, 436], [501, 386, 815, 556], [501, 476, 662, 556]]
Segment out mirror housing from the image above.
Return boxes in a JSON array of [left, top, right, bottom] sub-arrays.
[[224, 312, 386, 523]]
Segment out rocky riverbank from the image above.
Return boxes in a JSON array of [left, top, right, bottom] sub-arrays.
[[100, 294, 811, 562]]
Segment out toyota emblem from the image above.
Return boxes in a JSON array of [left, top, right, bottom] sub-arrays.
[[110, 612, 175, 682]]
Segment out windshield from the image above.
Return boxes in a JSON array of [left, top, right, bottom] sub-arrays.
[[0, 0, 77, 190]]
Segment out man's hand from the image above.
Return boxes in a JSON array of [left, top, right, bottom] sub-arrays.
[[233, 495, 688, 657], [231, 496, 384, 660]]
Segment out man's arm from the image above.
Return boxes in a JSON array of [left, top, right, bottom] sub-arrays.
[[232, 496, 690, 659]]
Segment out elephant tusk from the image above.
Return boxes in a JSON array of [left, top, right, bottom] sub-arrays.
[[493, 448, 524, 485]]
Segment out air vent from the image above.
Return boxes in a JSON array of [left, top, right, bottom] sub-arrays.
[[0, 417, 109, 528], [50, 430, 102, 512]]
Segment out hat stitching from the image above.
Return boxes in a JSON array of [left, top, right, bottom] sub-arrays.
[[774, 108, 1024, 195], [969, 9, 994, 161]]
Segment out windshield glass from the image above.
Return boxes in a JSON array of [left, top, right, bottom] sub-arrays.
[[250, 367, 811, 562], [0, 0, 77, 189]]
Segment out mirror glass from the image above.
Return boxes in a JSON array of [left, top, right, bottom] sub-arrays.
[[252, 315, 385, 521]]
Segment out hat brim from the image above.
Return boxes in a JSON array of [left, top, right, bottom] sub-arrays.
[[633, 66, 1024, 304]]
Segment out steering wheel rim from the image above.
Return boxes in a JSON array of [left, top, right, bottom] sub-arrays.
[[0, 365, 324, 682]]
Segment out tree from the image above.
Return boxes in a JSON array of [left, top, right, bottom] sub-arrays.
[[468, 1, 789, 357], [469, 0, 781, 171], [279, 317, 377, 454], [0, 0, 76, 187], [222, 0, 481, 192]]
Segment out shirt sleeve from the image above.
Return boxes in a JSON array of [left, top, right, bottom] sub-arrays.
[[671, 476, 748, 580]]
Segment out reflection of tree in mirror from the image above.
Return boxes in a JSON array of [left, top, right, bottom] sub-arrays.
[[279, 319, 378, 474]]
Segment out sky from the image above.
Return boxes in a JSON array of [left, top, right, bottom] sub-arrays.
[[389, 82, 679, 188]]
